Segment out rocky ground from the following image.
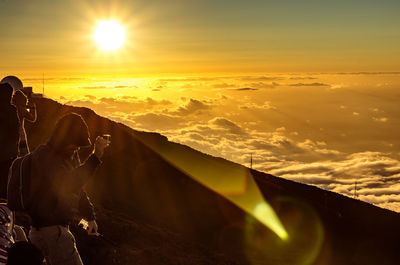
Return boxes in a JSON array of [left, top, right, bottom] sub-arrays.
[[72, 205, 238, 265]]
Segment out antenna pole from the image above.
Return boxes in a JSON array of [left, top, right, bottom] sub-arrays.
[[42, 73, 44, 95], [250, 153, 253, 169], [354, 180, 358, 198]]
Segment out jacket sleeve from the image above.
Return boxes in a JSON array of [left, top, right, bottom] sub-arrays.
[[68, 154, 101, 191], [24, 104, 37, 123], [78, 189, 95, 221]]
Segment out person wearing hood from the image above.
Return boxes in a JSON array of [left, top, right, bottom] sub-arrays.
[[25, 113, 109, 265], [0, 83, 19, 200]]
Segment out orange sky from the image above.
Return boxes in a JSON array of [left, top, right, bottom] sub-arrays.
[[0, 0, 399, 77]]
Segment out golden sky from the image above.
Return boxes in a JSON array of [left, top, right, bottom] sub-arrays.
[[0, 0, 399, 77]]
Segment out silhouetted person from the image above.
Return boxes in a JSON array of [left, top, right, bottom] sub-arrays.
[[12, 90, 37, 156], [25, 113, 109, 265], [0, 201, 29, 265], [0, 202, 13, 265], [6, 241, 43, 265], [0, 83, 19, 199]]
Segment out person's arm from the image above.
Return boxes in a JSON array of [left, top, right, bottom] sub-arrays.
[[78, 189, 95, 221], [13, 225, 28, 242], [66, 136, 109, 191], [10, 109, 19, 150], [20, 103, 36, 122], [79, 190, 99, 235], [26, 103, 36, 122], [67, 153, 101, 191]]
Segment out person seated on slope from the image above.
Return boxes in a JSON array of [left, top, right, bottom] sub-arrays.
[[0, 202, 13, 265], [0, 202, 36, 265]]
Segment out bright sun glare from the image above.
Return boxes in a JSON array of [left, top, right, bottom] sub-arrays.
[[94, 21, 126, 51]]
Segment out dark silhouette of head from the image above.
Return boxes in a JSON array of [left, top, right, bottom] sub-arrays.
[[48, 113, 92, 153], [6, 241, 43, 265], [1, 76, 23, 92], [11, 90, 27, 107], [0, 83, 14, 105]]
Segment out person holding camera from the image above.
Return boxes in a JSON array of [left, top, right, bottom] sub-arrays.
[[12, 89, 37, 156], [25, 113, 109, 265]]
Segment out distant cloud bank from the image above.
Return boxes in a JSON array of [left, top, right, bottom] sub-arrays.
[[57, 72, 400, 212]]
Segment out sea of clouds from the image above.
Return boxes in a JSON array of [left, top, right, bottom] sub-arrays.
[[34, 73, 400, 212]]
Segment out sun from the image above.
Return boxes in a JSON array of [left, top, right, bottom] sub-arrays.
[[94, 21, 126, 51]]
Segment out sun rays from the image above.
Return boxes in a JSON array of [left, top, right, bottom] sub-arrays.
[[94, 21, 126, 51]]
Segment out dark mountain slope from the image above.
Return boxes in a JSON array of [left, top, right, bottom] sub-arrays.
[[22, 97, 400, 265]]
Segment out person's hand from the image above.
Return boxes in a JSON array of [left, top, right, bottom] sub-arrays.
[[94, 135, 110, 159], [87, 220, 99, 236], [27, 102, 36, 110]]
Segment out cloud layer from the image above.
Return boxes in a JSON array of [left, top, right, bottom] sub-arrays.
[[57, 73, 400, 212]]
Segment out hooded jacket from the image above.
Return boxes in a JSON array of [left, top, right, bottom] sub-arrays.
[[28, 144, 100, 228], [0, 83, 19, 161]]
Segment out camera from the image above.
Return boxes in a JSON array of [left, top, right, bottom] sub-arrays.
[[102, 134, 111, 143]]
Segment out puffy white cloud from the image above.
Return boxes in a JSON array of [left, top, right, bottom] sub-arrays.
[[373, 117, 388, 122], [212, 83, 237, 89], [128, 113, 186, 131], [289, 82, 330, 87], [64, 95, 172, 115], [239, 101, 275, 110], [266, 152, 400, 211], [167, 98, 211, 116], [236, 76, 284, 81], [231, 87, 259, 91], [211, 117, 245, 135]]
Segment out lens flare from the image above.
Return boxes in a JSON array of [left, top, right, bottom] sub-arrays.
[[141, 144, 289, 240], [243, 197, 324, 265], [253, 202, 288, 240]]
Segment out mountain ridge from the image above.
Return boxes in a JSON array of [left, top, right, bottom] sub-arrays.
[[22, 96, 400, 265]]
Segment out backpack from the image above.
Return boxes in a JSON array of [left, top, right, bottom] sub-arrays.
[[7, 154, 33, 212]]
